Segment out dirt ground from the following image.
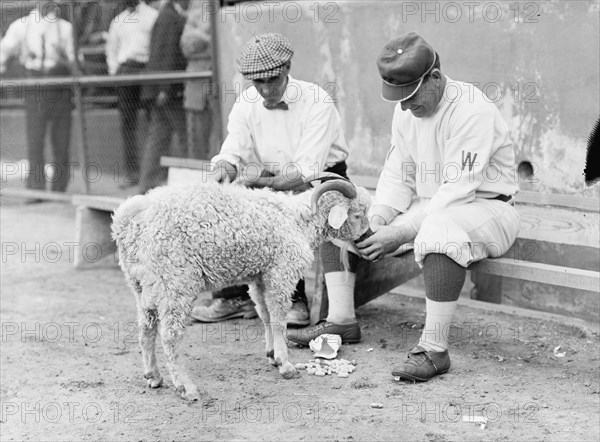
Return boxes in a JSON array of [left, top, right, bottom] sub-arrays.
[[1, 200, 599, 441]]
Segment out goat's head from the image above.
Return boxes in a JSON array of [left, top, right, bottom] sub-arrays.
[[309, 176, 372, 242]]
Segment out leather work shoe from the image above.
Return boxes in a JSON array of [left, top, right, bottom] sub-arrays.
[[391, 346, 451, 382], [286, 300, 310, 327], [287, 321, 361, 346], [191, 297, 257, 322]]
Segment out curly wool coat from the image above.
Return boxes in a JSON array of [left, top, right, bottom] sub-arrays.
[[111, 180, 371, 399]]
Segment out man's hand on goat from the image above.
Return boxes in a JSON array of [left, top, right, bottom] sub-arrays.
[[356, 222, 417, 261], [211, 161, 237, 183]]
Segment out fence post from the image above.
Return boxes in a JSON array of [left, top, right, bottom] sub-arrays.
[[71, 3, 90, 194], [209, 0, 224, 146]]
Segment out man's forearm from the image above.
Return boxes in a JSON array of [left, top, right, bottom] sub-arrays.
[[254, 174, 310, 192]]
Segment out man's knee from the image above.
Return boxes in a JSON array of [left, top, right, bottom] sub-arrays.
[[414, 215, 471, 267]]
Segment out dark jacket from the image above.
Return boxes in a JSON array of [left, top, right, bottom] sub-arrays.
[[141, 2, 187, 102]]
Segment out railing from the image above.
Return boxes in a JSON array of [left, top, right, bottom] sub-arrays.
[[1, 71, 217, 197]]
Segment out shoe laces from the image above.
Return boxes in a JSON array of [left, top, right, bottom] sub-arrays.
[[405, 351, 427, 367], [310, 321, 330, 333], [221, 297, 246, 308]]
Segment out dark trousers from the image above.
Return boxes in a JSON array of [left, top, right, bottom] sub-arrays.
[[24, 79, 72, 192], [186, 107, 213, 160], [215, 280, 308, 305], [116, 62, 147, 178], [139, 101, 187, 191], [212, 160, 349, 304]]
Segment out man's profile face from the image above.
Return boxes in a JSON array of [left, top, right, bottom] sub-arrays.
[[400, 70, 443, 118], [252, 64, 290, 105]]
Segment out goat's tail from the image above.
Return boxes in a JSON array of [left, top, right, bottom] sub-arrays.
[[111, 194, 151, 241]]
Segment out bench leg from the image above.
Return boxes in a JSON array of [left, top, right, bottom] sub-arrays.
[[74, 206, 118, 269]]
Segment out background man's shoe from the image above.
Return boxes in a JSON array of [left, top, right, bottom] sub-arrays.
[[191, 297, 257, 322], [287, 321, 361, 346], [286, 301, 310, 327], [391, 346, 450, 382]]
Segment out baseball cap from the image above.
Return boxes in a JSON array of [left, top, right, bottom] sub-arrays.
[[236, 33, 294, 80], [376, 32, 437, 102]]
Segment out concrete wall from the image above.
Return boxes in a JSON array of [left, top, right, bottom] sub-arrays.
[[213, 0, 599, 196]]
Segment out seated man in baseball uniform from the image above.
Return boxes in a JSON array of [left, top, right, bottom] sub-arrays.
[[288, 32, 521, 382], [191, 33, 350, 327]]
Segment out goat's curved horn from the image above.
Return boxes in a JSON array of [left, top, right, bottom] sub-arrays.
[[311, 179, 357, 213]]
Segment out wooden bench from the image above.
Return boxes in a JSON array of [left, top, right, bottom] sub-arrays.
[[76, 156, 599, 329], [71, 194, 124, 269]]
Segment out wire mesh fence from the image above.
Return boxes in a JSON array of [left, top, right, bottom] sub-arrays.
[[1, 0, 220, 198]]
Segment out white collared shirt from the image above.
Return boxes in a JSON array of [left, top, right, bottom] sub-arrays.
[[374, 76, 519, 231], [213, 76, 349, 179], [105, 2, 158, 75], [0, 9, 74, 73]]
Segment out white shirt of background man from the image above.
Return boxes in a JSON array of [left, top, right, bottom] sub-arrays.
[[0, 8, 74, 74], [105, 2, 159, 75], [212, 76, 349, 179]]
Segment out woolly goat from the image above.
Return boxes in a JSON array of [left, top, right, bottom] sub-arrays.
[[111, 177, 371, 401]]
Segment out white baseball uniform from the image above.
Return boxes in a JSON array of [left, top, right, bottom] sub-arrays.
[[372, 77, 521, 267]]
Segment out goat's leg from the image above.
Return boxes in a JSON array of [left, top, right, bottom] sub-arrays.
[[248, 283, 275, 366], [157, 299, 200, 401], [138, 308, 162, 388], [263, 278, 298, 379], [131, 281, 162, 389]]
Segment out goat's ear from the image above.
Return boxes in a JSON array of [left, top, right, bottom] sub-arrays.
[[328, 204, 348, 229]]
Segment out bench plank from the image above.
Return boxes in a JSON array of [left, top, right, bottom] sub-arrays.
[[470, 258, 599, 292], [72, 195, 124, 212]]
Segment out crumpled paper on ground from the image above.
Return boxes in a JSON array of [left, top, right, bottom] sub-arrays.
[[309, 334, 342, 359]]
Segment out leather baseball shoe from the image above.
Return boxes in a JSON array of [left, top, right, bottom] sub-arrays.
[[287, 321, 361, 346], [286, 300, 310, 327], [392, 346, 450, 382], [191, 297, 257, 322]]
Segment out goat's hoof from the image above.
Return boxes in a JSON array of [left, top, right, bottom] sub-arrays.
[[177, 385, 200, 402], [144, 374, 163, 388], [279, 362, 298, 379], [266, 350, 277, 366]]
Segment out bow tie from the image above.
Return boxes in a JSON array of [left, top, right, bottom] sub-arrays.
[[263, 100, 289, 111]]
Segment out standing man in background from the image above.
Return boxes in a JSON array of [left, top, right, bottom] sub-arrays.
[[106, 0, 158, 188], [138, 0, 188, 192], [180, 0, 216, 160], [0, 0, 75, 196]]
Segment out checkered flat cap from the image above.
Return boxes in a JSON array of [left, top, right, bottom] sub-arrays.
[[236, 33, 294, 80]]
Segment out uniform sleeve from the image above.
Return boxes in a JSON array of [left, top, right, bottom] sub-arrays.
[[0, 19, 26, 74], [374, 105, 417, 214], [404, 102, 497, 232], [211, 100, 257, 170], [292, 101, 342, 178]]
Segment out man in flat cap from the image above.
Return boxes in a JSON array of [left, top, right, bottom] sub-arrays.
[[191, 33, 351, 328], [289, 32, 521, 382]]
